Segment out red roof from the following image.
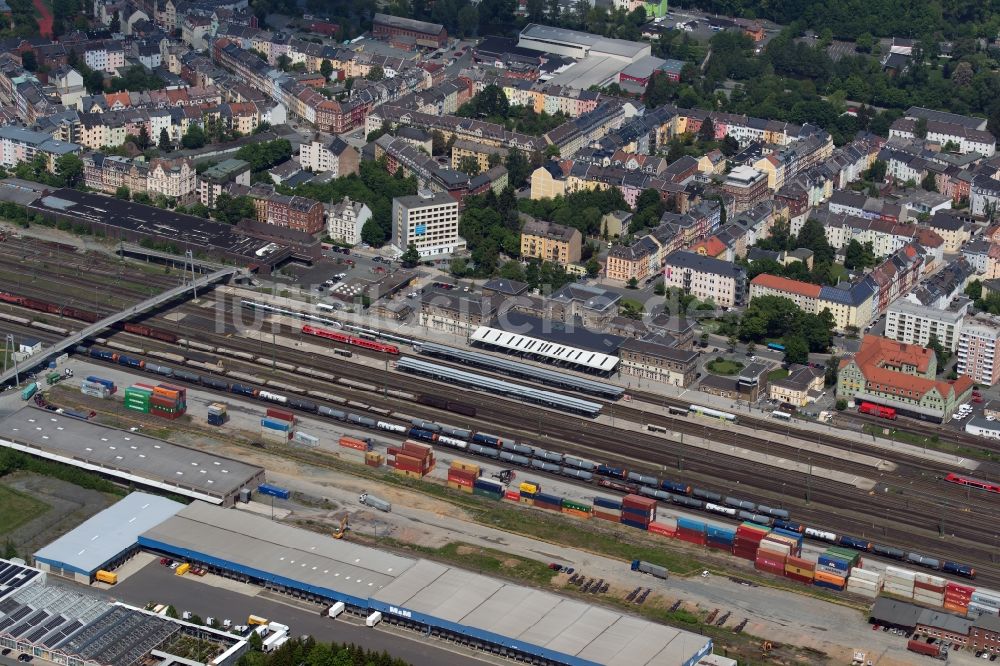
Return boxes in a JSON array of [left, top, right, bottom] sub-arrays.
[[750, 273, 821, 298]]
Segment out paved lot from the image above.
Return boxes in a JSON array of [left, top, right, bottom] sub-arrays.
[[106, 560, 491, 666]]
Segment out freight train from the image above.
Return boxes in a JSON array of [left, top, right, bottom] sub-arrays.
[[301, 324, 400, 354], [0, 291, 101, 322], [75, 343, 977, 580]]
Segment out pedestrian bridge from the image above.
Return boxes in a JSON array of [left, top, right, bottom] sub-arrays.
[[1, 267, 240, 386]]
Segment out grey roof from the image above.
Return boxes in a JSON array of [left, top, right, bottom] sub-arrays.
[[917, 608, 972, 635], [33, 493, 183, 576], [906, 106, 987, 131], [481, 278, 528, 296], [519, 23, 649, 60], [620, 337, 698, 364], [200, 158, 249, 181], [373, 13, 444, 36], [663, 250, 745, 280], [0, 126, 79, 155], [973, 613, 1000, 633], [819, 280, 874, 306], [869, 597, 924, 627], [394, 191, 458, 209], [0, 408, 262, 504]]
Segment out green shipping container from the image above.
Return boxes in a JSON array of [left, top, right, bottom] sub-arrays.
[[561, 499, 592, 512], [46, 372, 60, 385], [472, 487, 501, 500], [124, 403, 150, 413]]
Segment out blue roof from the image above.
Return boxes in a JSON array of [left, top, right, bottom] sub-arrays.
[[820, 279, 875, 306]]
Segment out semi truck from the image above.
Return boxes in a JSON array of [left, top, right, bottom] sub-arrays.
[[359, 492, 391, 512], [631, 560, 669, 579], [907, 639, 945, 659]]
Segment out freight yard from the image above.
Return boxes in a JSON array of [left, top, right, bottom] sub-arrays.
[[2, 231, 1000, 666]]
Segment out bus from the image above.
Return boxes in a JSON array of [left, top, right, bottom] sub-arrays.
[[771, 410, 792, 421], [767, 342, 786, 352]]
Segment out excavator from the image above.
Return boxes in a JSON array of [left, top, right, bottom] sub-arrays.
[[332, 514, 350, 539]]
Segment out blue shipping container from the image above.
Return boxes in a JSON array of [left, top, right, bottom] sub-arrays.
[[677, 517, 706, 532], [813, 580, 845, 591], [534, 492, 562, 505], [86, 376, 115, 390], [818, 555, 849, 572], [261, 418, 291, 432], [708, 527, 736, 539], [773, 528, 804, 543], [620, 518, 649, 530], [474, 478, 504, 491], [257, 483, 290, 500], [593, 497, 622, 510]]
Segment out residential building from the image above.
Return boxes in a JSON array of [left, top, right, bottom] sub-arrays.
[[605, 236, 659, 283], [618, 337, 699, 387], [520, 219, 582, 265], [884, 297, 968, 352], [82, 153, 147, 194], [418, 291, 495, 334], [146, 157, 196, 203], [926, 210, 972, 253], [250, 185, 325, 234], [451, 140, 509, 174], [548, 283, 620, 329], [197, 158, 250, 208], [889, 114, 995, 156], [837, 335, 974, 422], [391, 190, 465, 258], [957, 312, 1000, 386], [0, 126, 80, 172], [749, 274, 821, 313], [299, 137, 359, 177], [722, 165, 769, 213], [326, 196, 371, 246], [662, 251, 747, 308], [769, 364, 825, 407]]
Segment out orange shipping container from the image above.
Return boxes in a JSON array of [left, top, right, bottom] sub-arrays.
[[340, 436, 369, 451], [561, 508, 591, 519], [814, 570, 846, 586], [786, 556, 815, 571], [943, 601, 969, 613], [153, 386, 181, 399]]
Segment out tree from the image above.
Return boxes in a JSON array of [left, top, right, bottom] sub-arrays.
[[56, 154, 83, 188], [277, 54, 292, 71], [458, 156, 481, 176], [20, 51, 36, 72], [431, 130, 447, 156], [487, 152, 503, 168], [247, 630, 263, 651], [698, 117, 716, 142], [835, 398, 848, 410], [627, 277, 639, 289], [3, 539, 17, 559], [921, 172, 938, 192], [844, 239, 876, 270], [181, 124, 206, 149], [526, 0, 545, 22], [367, 65, 385, 81], [951, 61, 974, 87], [361, 218, 385, 246], [795, 217, 835, 264], [965, 279, 983, 301], [158, 128, 172, 152], [505, 148, 531, 189], [320, 59, 333, 80], [115, 185, 130, 200], [865, 159, 887, 183], [212, 193, 254, 224], [165, 605, 178, 619], [400, 242, 421, 268], [109, 12, 120, 33], [783, 335, 809, 365], [449, 257, 468, 277], [914, 116, 928, 139], [825, 355, 840, 386], [720, 135, 740, 156], [586, 258, 600, 277], [928, 333, 949, 371], [136, 125, 151, 150]]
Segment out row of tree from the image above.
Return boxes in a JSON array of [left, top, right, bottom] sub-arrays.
[[237, 636, 412, 666]]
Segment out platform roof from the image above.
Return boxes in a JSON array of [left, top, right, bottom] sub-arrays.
[[140, 504, 712, 666], [396, 356, 603, 416], [0, 408, 263, 504], [470, 326, 620, 373], [415, 341, 623, 398], [33, 493, 184, 576]]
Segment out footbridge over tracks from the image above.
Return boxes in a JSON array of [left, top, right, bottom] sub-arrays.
[[1, 266, 240, 387]]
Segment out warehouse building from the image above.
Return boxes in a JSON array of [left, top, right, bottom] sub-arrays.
[[0, 408, 265, 506], [518, 24, 650, 63], [33, 492, 185, 584], [139, 502, 714, 666]]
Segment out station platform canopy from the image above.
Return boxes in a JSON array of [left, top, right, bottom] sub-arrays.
[[470, 326, 620, 374]]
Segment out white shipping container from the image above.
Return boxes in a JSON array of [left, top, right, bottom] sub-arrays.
[[914, 573, 947, 587], [294, 431, 319, 446], [972, 592, 1000, 606], [885, 566, 917, 580], [845, 584, 879, 598], [883, 584, 915, 597], [968, 602, 1000, 616], [849, 568, 883, 583], [757, 540, 791, 556], [81, 386, 109, 399], [846, 578, 880, 590]]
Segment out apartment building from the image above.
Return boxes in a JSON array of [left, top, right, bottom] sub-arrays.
[[250, 185, 325, 234], [926, 210, 972, 253], [837, 335, 973, 422], [722, 165, 769, 213], [198, 158, 251, 208], [885, 297, 968, 352], [605, 237, 659, 283], [146, 157, 196, 203], [298, 137, 359, 177], [618, 337, 699, 387], [957, 312, 1000, 386], [749, 274, 821, 313], [0, 126, 80, 172], [326, 196, 371, 246], [391, 190, 465, 258], [520, 219, 582, 266], [662, 250, 747, 308], [82, 153, 147, 194]]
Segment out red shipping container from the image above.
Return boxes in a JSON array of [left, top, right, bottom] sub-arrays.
[[786, 556, 815, 571], [403, 440, 432, 454], [785, 571, 815, 585], [707, 541, 733, 552], [914, 581, 946, 593], [535, 501, 561, 511], [593, 511, 620, 522], [675, 531, 707, 546], [267, 408, 295, 423], [447, 474, 474, 488], [947, 582, 975, 595], [648, 522, 675, 537], [755, 552, 786, 567], [340, 437, 369, 451], [504, 490, 520, 501], [621, 495, 656, 509], [394, 457, 424, 471], [447, 469, 477, 481]]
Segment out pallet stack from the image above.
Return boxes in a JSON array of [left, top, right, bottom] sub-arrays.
[[447, 461, 480, 493]]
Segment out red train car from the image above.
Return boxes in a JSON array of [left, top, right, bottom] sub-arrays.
[[301, 324, 399, 354], [63, 307, 100, 323], [123, 322, 179, 343], [858, 402, 896, 420], [944, 472, 1000, 494]]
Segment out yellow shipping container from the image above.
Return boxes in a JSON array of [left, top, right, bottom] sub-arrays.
[[519, 497, 534, 506], [519, 482, 539, 494], [784, 565, 815, 579], [175, 563, 190, 576], [447, 481, 473, 493], [451, 461, 480, 475], [394, 468, 423, 479], [95, 570, 117, 585]]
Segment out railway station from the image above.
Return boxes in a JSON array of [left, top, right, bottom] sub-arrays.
[[138, 501, 714, 666], [0, 408, 265, 506], [470, 323, 621, 376]]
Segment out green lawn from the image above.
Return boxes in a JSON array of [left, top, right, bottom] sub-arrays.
[[706, 358, 743, 376], [0, 484, 50, 536], [862, 424, 996, 462]]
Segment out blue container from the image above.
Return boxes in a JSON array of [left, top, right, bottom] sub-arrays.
[[818, 555, 849, 572], [86, 376, 115, 390], [474, 478, 504, 492], [261, 418, 291, 432], [534, 492, 562, 505], [708, 527, 736, 540], [258, 483, 290, 500], [708, 537, 734, 547], [677, 517, 706, 532], [594, 497, 622, 510], [622, 505, 653, 517], [773, 528, 804, 545], [620, 518, 649, 530], [231, 383, 255, 396], [813, 580, 845, 591]]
